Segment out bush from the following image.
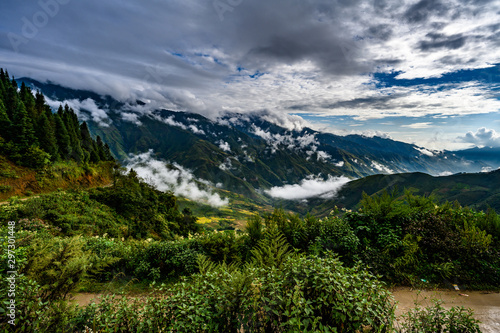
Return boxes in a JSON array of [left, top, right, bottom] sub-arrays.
[[21, 146, 51, 169], [68, 229, 396, 333], [397, 299, 481, 332], [22, 236, 92, 302], [0, 275, 77, 332]]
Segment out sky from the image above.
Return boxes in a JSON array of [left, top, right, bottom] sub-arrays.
[[1, 0, 500, 150]]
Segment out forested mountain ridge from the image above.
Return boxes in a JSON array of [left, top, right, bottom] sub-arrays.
[[0, 69, 117, 200], [0, 70, 114, 168], [16, 77, 498, 203], [281, 168, 500, 216]]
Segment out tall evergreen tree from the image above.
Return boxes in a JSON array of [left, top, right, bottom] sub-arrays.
[[0, 99, 11, 137], [12, 100, 37, 150], [4, 81, 18, 121], [0, 70, 6, 100], [62, 105, 84, 162], [54, 113, 71, 160], [80, 121, 96, 163], [35, 90, 46, 118], [103, 143, 113, 161], [36, 112, 59, 161], [95, 135, 107, 161]]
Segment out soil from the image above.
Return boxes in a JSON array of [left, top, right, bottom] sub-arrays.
[[391, 288, 500, 333]]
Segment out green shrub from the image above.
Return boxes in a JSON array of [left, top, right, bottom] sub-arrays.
[[22, 236, 92, 302], [397, 299, 481, 332], [22, 146, 51, 169], [0, 185, 11, 193], [68, 229, 395, 333]]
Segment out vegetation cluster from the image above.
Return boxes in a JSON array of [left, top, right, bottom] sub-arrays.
[[1, 171, 496, 331], [0, 69, 113, 169]]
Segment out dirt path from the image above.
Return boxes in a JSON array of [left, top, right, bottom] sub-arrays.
[[0, 183, 113, 205], [73, 289, 500, 332], [391, 288, 500, 333], [0, 196, 38, 205]]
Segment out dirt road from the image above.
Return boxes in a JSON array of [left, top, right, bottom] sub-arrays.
[[391, 288, 500, 333]]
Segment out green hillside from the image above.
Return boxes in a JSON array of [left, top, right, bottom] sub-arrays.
[[294, 169, 500, 217]]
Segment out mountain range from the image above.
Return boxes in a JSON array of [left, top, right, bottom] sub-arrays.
[[18, 78, 500, 211], [282, 169, 500, 216]]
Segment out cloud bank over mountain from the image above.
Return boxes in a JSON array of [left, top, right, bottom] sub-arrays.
[[265, 175, 350, 200], [125, 150, 229, 207], [457, 127, 500, 148]]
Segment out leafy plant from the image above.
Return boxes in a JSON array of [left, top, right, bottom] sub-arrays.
[[22, 236, 92, 302], [397, 299, 481, 333]]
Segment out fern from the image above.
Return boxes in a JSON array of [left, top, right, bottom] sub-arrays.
[[250, 228, 291, 270]]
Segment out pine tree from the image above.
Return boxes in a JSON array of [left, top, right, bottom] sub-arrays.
[[80, 121, 98, 163], [103, 143, 113, 161], [0, 70, 6, 101], [4, 81, 18, 121], [95, 135, 107, 161], [0, 99, 11, 137], [12, 100, 37, 150], [35, 90, 46, 118], [36, 112, 59, 161], [54, 113, 71, 160], [62, 105, 84, 162], [90, 141, 101, 163], [79, 121, 93, 151]]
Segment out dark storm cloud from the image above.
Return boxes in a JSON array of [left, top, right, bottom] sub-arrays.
[[0, 0, 372, 85], [418, 33, 467, 51], [321, 94, 413, 110], [438, 55, 476, 65], [404, 0, 449, 23], [367, 24, 393, 41], [247, 28, 370, 76], [0, 0, 498, 121]]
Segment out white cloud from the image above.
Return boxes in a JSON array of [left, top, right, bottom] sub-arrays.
[[370, 161, 394, 174], [4, 0, 500, 150], [265, 175, 350, 200], [218, 158, 233, 171], [457, 127, 500, 148], [402, 122, 433, 129], [189, 124, 205, 135], [316, 150, 331, 161], [155, 115, 187, 130], [126, 150, 228, 207], [250, 124, 324, 156], [481, 167, 492, 173], [218, 140, 231, 152], [414, 147, 435, 157], [334, 161, 345, 167], [121, 112, 142, 126], [45, 96, 111, 127]]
